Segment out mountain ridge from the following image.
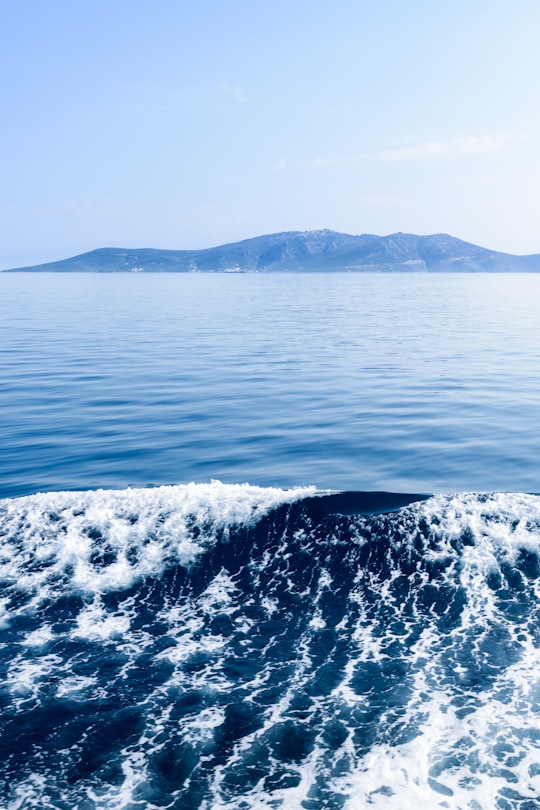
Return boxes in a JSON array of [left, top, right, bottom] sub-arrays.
[[4, 229, 540, 272]]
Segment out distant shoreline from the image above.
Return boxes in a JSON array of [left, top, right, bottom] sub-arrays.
[[3, 229, 540, 273]]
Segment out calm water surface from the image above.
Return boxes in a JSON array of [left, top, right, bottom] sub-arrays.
[[1, 272, 539, 498]]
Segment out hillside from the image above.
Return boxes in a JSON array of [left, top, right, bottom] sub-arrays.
[[5, 230, 540, 272]]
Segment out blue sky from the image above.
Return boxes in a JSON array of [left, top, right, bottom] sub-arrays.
[[1, 0, 539, 268]]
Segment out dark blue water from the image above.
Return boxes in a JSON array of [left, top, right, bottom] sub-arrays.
[[2, 272, 540, 809], [1, 272, 540, 498], [1, 485, 540, 808]]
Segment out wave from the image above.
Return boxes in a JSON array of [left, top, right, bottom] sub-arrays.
[[1, 482, 540, 809]]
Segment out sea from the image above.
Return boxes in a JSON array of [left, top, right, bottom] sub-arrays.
[[1, 271, 540, 809]]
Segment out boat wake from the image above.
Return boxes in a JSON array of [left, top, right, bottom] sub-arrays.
[[1, 482, 539, 809]]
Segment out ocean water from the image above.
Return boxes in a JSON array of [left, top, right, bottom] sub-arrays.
[[1, 272, 540, 809], [2, 272, 540, 498]]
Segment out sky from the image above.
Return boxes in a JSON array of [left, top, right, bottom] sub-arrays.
[[1, 0, 540, 269]]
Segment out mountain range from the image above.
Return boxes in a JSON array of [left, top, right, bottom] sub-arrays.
[[5, 230, 540, 273]]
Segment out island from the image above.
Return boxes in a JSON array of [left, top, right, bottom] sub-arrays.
[[5, 229, 540, 273]]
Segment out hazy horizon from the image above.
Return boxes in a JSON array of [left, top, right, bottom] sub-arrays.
[[2, 1, 540, 269]]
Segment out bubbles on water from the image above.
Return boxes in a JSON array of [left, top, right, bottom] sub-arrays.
[[1, 487, 540, 808]]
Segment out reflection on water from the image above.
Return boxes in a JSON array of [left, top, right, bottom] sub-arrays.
[[1, 272, 539, 497]]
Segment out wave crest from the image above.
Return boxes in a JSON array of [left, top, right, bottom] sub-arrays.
[[0, 481, 315, 609]]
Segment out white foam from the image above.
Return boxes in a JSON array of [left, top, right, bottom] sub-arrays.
[[73, 597, 131, 642], [334, 677, 540, 809], [21, 625, 55, 647], [419, 492, 540, 562], [0, 596, 12, 629], [199, 569, 240, 614], [320, 492, 540, 809], [6, 773, 48, 810], [0, 481, 315, 615], [260, 596, 279, 616], [3, 488, 540, 809], [56, 675, 97, 699], [7, 653, 63, 701]]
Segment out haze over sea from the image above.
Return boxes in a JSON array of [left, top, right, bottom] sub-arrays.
[[2, 271, 540, 809]]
